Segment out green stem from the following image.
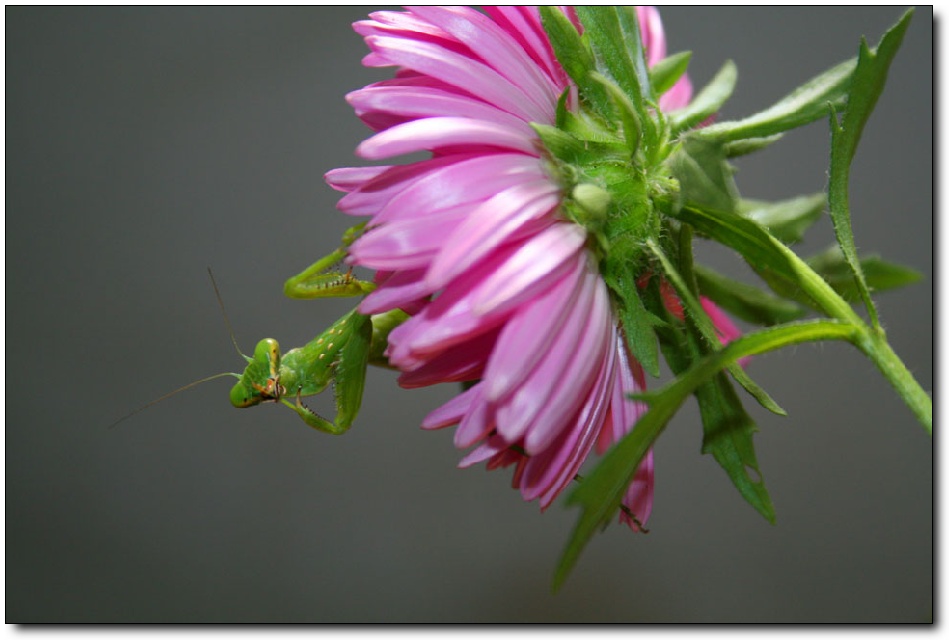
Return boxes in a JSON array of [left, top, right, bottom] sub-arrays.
[[854, 331, 933, 434], [781, 241, 932, 434]]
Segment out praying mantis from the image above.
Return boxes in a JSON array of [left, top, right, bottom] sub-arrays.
[[113, 223, 406, 435], [227, 222, 407, 434]]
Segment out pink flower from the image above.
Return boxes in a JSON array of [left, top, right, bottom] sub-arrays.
[[327, 6, 697, 531]]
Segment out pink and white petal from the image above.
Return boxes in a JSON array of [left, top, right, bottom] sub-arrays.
[[363, 35, 552, 124], [469, 222, 586, 317], [482, 6, 564, 87], [335, 154, 473, 217], [659, 74, 693, 111], [397, 327, 497, 390], [519, 332, 615, 507], [493, 265, 597, 443], [453, 388, 496, 449], [408, 6, 560, 115], [348, 204, 470, 271], [426, 180, 561, 289], [371, 153, 546, 225], [324, 165, 392, 193], [347, 85, 537, 136], [636, 6, 667, 66], [385, 246, 530, 367], [420, 382, 482, 430], [522, 280, 613, 455], [457, 434, 510, 469], [481, 256, 585, 403], [357, 116, 540, 160], [358, 268, 434, 315]]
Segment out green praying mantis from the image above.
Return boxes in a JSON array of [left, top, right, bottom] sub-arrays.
[[113, 223, 406, 434]]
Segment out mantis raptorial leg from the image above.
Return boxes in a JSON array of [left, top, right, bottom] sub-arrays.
[[229, 223, 406, 434]]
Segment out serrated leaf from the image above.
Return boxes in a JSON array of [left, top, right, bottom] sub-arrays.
[[807, 245, 923, 301], [668, 60, 737, 133], [650, 50, 691, 96], [828, 9, 913, 329], [739, 193, 826, 245], [669, 204, 863, 325], [695, 57, 856, 142], [694, 265, 807, 326], [648, 238, 786, 416], [553, 319, 856, 591]]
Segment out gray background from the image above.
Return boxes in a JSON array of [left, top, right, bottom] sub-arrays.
[[7, 6, 932, 622]]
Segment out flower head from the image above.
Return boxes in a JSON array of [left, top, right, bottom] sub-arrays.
[[328, 6, 713, 529]]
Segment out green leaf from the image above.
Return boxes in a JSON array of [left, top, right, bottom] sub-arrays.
[[694, 265, 807, 326], [539, 7, 612, 119], [553, 319, 857, 591], [723, 134, 784, 158], [807, 245, 923, 301], [667, 136, 739, 214], [827, 9, 913, 329], [606, 271, 662, 378], [648, 238, 786, 416], [668, 60, 737, 133], [649, 50, 691, 96], [695, 57, 856, 142], [739, 193, 826, 245], [670, 204, 864, 326]]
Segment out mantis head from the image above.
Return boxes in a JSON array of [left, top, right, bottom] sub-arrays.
[[229, 338, 284, 408]]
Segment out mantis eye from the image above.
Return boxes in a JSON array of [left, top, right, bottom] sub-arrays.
[[253, 338, 280, 367]]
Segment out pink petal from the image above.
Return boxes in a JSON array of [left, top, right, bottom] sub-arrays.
[[493, 263, 597, 443], [426, 180, 561, 289], [522, 277, 613, 455], [347, 84, 537, 136], [324, 165, 392, 193], [363, 34, 552, 124], [370, 153, 546, 225], [468, 222, 586, 317], [408, 6, 559, 115], [357, 116, 540, 159], [358, 268, 433, 315], [420, 382, 482, 430], [348, 204, 471, 271], [481, 255, 585, 403]]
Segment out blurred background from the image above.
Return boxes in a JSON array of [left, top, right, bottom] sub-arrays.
[[7, 6, 932, 622]]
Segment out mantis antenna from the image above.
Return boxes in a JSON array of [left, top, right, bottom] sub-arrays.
[[107, 268, 245, 429]]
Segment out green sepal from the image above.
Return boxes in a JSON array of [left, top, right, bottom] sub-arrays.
[[539, 7, 613, 121], [589, 71, 642, 157], [605, 271, 662, 379], [668, 60, 737, 134], [649, 50, 692, 96], [827, 9, 913, 329], [694, 265, 807, 326], [739, 193, 826, 245], [553, 319, 856, 591], [575, 6, 658, 150], [667, 136, 739, 214], [807, 245, 923, 302], [695, 57, 856, 142]]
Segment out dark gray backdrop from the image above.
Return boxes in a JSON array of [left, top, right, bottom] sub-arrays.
[[7, 6, 933, 622]]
